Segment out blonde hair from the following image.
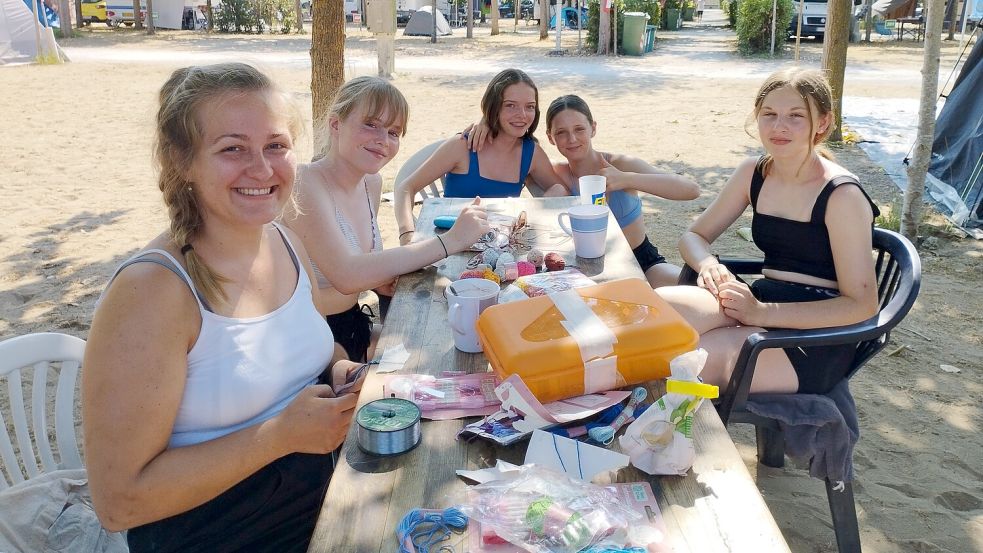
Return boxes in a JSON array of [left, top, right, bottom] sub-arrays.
[[154, 62, 302, 307], [746, 67, 836, 176], [314, 76, 409, 158]]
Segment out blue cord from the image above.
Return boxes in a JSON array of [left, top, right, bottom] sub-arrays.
[[395, 507, 468, 553]]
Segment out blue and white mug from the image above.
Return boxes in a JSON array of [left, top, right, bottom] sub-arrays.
[[557, 204, 610, 259]]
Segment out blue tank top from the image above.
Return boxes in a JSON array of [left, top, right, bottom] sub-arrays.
[[443, 136, 535, 198], [606, 190, 642, 228]]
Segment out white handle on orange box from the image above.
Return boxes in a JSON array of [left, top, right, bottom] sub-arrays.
[[548, 289, 620, 394]]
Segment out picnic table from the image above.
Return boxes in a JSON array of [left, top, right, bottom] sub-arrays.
[[896, 16, 924, 40], [309, 196, 790, 553]]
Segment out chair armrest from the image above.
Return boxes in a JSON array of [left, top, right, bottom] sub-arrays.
[[717, 315, 883, 425]]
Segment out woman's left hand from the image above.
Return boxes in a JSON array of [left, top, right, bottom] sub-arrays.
[[375, 278, 398, 298], [716, 280, 767, 326], [330, 359, 368, 395], [599, 157, 629, 192]]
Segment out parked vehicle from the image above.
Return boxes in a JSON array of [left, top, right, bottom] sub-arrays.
[[499, 0, 533, 19], [80, 0, 109, 25], [787, 0, 863, 40], [106, 2, 147, 27]]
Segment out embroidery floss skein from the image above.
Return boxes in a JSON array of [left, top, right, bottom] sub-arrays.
[[395, 506, 468, 553]]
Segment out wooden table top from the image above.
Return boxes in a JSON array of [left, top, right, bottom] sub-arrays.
[[309, 197, 789, 553]]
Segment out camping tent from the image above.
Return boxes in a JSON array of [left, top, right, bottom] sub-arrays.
[[1, 0, 59, 64], [927, 34, 983, 236], [871, 0, 916, 19], [403, 5, 451, 36]]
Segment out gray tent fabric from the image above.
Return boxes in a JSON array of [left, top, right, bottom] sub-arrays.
[[927, 35, 983, 233], [403, 6, 452, 36], [1, 0, 39, 64]]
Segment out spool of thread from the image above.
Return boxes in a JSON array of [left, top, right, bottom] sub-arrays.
[[356, 398, 421, 456]]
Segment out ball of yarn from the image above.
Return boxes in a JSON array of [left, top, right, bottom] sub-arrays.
[[544, 252, 565, 271], [459, 269, 485, 280], [474, 263, 491, 273], [495, 253, 516, 272], [482, 249, 501, 269], [516, 261, 536, 277], [526, 249, 544, 269], [481, 268, 501, 284]]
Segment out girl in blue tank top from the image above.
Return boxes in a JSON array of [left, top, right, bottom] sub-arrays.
[[544, 95, 701, 288], [395, 68, 569, 245]]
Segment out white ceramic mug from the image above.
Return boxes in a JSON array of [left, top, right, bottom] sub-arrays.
[[578, 175, 607, 206], [445, 279, 500, 353], [557, 204, 610, 259]]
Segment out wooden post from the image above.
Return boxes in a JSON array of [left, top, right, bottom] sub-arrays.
[[540, 0, 548, 38], [794, 0, 804, 61], [146, 0, 155, 34], [467, 0, 474, 37], [598, 0, 610, 54], [58, 0, 72, 37]]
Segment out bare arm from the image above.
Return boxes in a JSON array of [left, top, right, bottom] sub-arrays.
[[394, 138, 468, 240], [287, 169, 488, 295], [678, 157, 757, 293], [82, 264, 359, 531], [527, 143, 572, 196], [602, 154, 700, 200]]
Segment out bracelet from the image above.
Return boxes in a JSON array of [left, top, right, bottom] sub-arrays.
[[435, 234, 449, 258], [399, 230, 415, 239]]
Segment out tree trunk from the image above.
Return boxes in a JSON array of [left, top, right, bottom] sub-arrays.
[[820, 0, 850, 142], [75, 0, 83, 29], [295, 0, 305, 32], [205, 0, 214, 31], [943, 0, 957, 40], [491, 0, 499, 34], [539, 0, 548, 39], [146, 0, 155, 34], [58, 0, 72, 37], [902, 0, 945, 242], [311, 0, 345, 142], [598, 3, 610, 54], [467, 0, 474, 37], [133, 0, 143, 29]]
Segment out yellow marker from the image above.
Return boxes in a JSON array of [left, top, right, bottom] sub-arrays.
[[666, 379, 719, 399]]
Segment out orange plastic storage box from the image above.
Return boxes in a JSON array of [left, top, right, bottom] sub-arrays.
[[476, 278, 699, 403]]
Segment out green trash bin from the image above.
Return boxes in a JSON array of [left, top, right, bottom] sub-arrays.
[[621, 12, 650, 56], [644, 24, 656, 52]]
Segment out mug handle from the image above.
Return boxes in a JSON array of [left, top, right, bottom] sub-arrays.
[[557, 212, 573, 236], [448, 302, 464, 334]]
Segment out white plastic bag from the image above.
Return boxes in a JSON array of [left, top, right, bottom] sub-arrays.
[[619, 349, 710, 475]]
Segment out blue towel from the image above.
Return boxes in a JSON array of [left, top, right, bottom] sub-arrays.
[[744, 379, 859, 483]]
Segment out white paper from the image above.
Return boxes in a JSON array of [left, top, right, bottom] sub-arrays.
[[375, 343, 411, 373], [524, 430, 629, 482]]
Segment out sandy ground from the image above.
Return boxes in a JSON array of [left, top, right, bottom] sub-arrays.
[[1, 13, 981, 553]]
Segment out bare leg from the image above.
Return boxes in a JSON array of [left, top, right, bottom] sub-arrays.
[[645, 262, 683, 288], [366, 323, 382, 362], [699, 327, 799, 393], [656, 285, 737, 334]]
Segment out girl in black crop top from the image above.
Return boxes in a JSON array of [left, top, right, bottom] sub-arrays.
[[656, 68, 881, 395]]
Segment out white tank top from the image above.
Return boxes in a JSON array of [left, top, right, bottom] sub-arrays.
[[107, 224, 334, 448]]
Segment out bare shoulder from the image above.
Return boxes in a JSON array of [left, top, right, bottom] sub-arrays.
[[99, 251, 199, 339], [606, 152, 653, 172], [827, 181, 875, 221], [365, 173, 384, 205]]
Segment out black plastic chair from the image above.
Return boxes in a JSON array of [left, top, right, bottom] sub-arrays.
[[678, 227, 921, 553]]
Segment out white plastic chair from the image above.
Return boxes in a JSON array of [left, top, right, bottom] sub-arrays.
[[0, 332, 85, 489]]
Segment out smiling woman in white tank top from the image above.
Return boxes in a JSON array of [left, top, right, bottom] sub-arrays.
[[82, 63, 368, 553]]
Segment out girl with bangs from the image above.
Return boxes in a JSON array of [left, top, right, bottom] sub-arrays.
[[285, 76, 489, 363], [657, 68, 881, 395], [394, 68, 568, 245]]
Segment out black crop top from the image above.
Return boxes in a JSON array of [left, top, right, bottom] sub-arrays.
[[750, 157, 879, 282]]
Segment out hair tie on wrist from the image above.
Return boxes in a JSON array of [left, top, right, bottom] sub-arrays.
[[180, 244, 194, 255], [435, 234, 449, 258], [399, 230, 415, 239]]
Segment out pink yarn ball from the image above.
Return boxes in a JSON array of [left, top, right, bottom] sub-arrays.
[[459, 269, 485, 280], [517, 261, 536, 277]]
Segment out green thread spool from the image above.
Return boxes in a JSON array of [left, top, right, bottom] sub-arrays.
[[355, 398, 421, 456]]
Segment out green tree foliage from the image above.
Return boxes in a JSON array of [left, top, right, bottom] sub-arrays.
[[214, 0, 295, 33], [721, 0, 739, 26], [736, 0, 792, 54], [586, 0, 660, 52]]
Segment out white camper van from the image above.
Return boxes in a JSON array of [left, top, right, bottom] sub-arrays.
[[787, 0, 863, 40]]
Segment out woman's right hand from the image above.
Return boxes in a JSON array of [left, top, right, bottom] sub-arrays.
[[446, 197, 490, 252], [696, 261, 735, 297], [461, 119, 491, 152], [276, 384, 359, 455]]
